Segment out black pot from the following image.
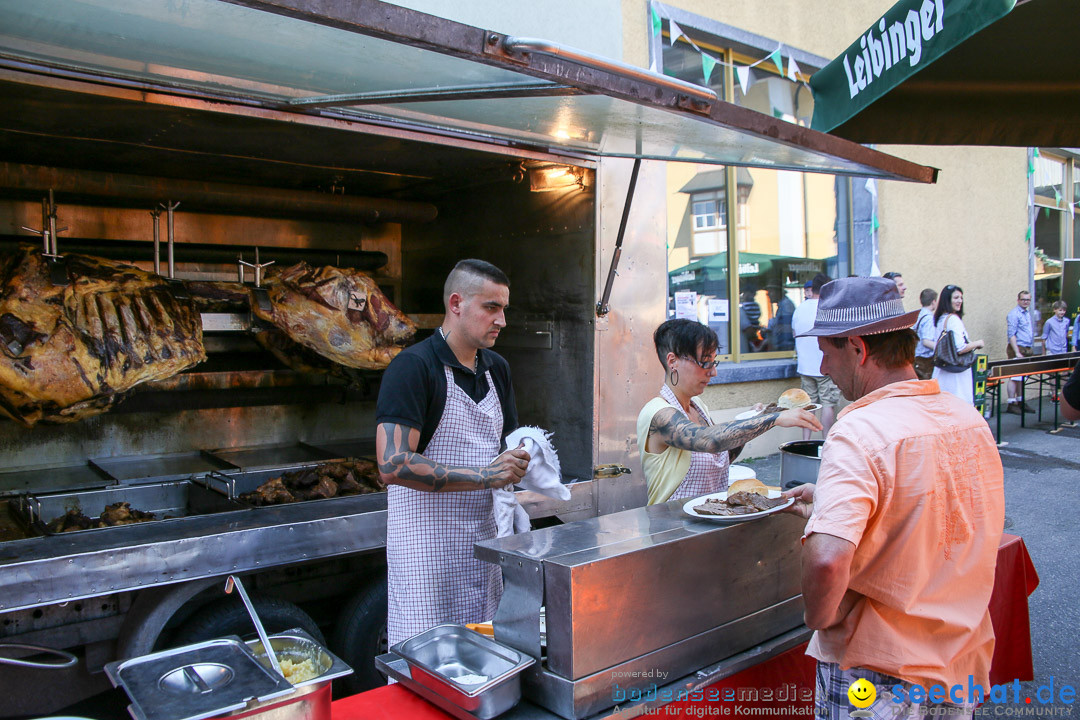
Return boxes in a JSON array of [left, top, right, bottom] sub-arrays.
[[779, 440, 824, 490]]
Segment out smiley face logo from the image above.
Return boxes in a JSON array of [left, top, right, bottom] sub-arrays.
[[848, 678, 877, 709]]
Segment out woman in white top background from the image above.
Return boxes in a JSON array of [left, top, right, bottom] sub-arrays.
[[931, 284, 985, 404]]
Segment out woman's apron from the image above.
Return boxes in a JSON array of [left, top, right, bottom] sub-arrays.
[[659, 384, 730, 502], [386, 366, 503, 646]]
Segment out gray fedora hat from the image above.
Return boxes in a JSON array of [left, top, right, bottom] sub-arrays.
[[797, 276, 920, 338]]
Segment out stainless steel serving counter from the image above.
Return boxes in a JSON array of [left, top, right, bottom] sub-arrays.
[[475, 499, 807, 719]]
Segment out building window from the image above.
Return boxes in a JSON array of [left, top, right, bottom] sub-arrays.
[[653, 6, 852, 364], [1032, 150, 1075, 321], [692, 197, 721, 230]]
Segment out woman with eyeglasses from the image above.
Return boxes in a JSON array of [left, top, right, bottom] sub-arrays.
[[637, 319, 822, 505]]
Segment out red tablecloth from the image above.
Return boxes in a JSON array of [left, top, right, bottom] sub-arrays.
[[989, 533, 1039, 684], [332, 533, 1038, 720]]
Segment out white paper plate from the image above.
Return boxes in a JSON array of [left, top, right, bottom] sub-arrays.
[[683, 490, 794, 523], [734, 403, 823, 421], [728, 464, 756, 482]]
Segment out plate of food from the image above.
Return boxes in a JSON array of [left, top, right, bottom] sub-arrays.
[[683, 478, 794, 523], [735, 388, 821, 419]]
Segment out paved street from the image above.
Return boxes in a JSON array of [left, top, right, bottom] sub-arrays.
[[745, 398, 1080, 711]]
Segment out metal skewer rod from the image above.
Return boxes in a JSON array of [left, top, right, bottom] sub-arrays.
[[150, 209, 162, 275], [161, 200, 180, 278], [41, 197, 49, 254], [46, 189, 58, 256], [224, 574, 283, 677]]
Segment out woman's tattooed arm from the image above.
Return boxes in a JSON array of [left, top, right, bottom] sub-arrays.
[[649, 407, 779, 454], [376, 422, 527, 492]]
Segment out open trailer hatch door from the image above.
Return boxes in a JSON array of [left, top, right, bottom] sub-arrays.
[[0, 0, 935, 183]]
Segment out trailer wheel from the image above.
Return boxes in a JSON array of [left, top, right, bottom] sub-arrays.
[[330, 576, 387, 694], [170, 594, 325, 648]]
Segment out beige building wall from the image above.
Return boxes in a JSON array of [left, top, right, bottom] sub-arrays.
[[619, 0, 1031, 458], [876, 145, 1029, 360]]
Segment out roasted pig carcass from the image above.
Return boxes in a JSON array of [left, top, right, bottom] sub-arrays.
[[251, 263, 416, 370], [0, 248, 206, 426], [253, 327, 369, 387]]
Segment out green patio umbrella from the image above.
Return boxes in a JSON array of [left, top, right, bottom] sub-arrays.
[[810, 0, 1079, 146]]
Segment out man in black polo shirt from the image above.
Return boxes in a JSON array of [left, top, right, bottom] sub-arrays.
[[376, 259, 530, 647]]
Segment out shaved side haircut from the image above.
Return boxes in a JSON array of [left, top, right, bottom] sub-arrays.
[[443, 259, 510, 307]]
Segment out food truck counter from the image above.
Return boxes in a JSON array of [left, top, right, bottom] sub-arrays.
[[360, 531, 1037, 720]]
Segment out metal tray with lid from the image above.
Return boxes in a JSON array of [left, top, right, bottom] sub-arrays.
[[390, 624, 535, 720], [104, 637, 294, 720]]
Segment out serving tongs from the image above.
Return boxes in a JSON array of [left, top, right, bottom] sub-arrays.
[[225, 575, 282, 677]]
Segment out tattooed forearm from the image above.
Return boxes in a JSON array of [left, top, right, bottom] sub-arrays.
[[650, 408, 778, 454], [375, 422, 504, 492]]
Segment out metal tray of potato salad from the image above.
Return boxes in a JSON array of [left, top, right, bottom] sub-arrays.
[[388, 624, 535, 720]]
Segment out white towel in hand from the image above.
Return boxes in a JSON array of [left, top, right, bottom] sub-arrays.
[[493, 487, 531, 538], [505, 426, 569, 501]]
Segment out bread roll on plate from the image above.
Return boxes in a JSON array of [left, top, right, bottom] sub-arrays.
[[778, 388, 812, 409], [727, 478, 770, 496]]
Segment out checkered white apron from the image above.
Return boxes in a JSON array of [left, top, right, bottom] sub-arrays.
[[659, 384, 730, 501], [386, 365, 503, 647]]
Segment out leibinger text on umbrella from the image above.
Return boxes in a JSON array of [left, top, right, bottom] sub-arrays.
[[842, 0, 944, 99]]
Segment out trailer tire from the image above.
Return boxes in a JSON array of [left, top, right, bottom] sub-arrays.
[[170, 594, 325, 648], [330, 577, 387, 694]]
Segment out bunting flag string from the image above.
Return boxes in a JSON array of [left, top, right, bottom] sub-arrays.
[[650, 5, 800, 83]]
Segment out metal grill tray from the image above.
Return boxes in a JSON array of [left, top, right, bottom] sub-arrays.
[[11, 479, 247, 536], [203, 442, 345, 472], [90, 451, 237, 484], [0, 462, 114, 498], [197, 463, 383, 503]]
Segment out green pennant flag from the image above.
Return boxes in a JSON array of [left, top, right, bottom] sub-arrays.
[[1054, 188, 1062, 205], [651, 7, 662, 36], [1025, 226, 1032, 241], [702, 53, 717, 83], [872, 214, 880, 232], [1033, 148, 1040, 158], [1044, 207, 1050, 218], [1028, 159, 1034, 175], [770, 49, 783, 74]]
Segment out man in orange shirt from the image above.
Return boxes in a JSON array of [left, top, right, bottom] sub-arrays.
[[784, 277, 1005, 720]]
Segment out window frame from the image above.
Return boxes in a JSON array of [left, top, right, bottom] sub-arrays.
[[652, 3, 854, 367]]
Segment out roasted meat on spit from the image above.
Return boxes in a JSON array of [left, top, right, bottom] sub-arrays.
[[0, 247, 206, 426], [251, 262, 416, 371]]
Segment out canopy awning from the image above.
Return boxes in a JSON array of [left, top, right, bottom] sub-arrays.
[[0, 0, 936, 182], [810, 0, 1080, 146]]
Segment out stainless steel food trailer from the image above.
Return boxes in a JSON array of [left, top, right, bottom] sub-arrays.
[[0, 0, 933, 712]]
